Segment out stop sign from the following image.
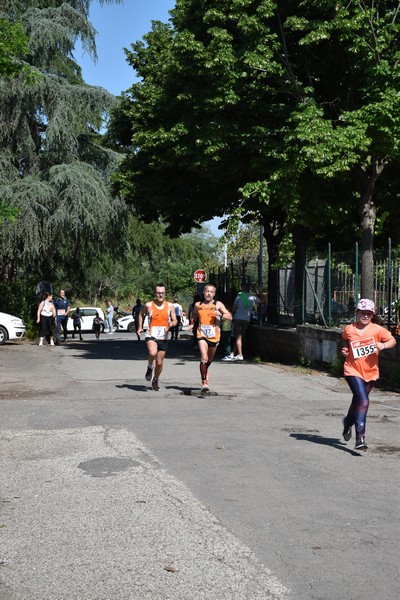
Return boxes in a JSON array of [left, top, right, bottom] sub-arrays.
[[194, 269, 207, 283]]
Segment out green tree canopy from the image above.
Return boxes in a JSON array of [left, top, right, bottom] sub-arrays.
[[110, 0, 400, 314], [0, 17, 30, 79]]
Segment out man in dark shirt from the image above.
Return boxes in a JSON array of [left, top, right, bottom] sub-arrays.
[[54, 289, 70, 344]]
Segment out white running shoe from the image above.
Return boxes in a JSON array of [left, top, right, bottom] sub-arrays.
[[201, 380, 209, 392], [222, 355, 233, 361], [234, 354, 244, 361]]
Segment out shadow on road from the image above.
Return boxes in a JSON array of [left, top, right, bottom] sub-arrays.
[[62, 337, 200, 362], [115, 384, 151, 392], [289, 433, 363, 456]]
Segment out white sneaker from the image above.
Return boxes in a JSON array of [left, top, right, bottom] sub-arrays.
[[234, 354, 244, 361], [222, 355, 233, 361]]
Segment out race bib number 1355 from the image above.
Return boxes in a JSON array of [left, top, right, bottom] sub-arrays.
[[350, 337, 377, 359]]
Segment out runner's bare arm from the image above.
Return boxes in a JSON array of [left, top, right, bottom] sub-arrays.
[[378, 336, 396, 351], [169, 303, 178, 328], [216, 301, 232, 320], [137, 303, 150, 334], [189, 302, 200, 330], [341, 340, 350, 357]]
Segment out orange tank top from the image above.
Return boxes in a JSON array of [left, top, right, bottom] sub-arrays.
[[197, 302, 220, 343], [149, 301, 170, 340]]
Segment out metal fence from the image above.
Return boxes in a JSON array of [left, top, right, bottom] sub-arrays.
[[210, 242, 399, 328]]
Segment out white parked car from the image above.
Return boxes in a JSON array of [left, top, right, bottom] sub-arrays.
[[67, 307, 106, 333], [116, 312, 188, 332], [116, 314, 149, 332], [0, 312, 26, 345]]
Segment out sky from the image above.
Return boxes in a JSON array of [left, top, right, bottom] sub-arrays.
[[77, 0, 222, 236], [78, 0, 175, 96]]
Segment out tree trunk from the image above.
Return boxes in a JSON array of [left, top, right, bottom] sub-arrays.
[[262, 211, 286, 325], [359, 192, 375, 299], [355, 161, 385, 300]]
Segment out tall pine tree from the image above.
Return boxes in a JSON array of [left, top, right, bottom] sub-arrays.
[[0, 1, 124, 284]]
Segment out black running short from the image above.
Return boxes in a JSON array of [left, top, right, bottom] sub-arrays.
[[197, 337, 219, 348], [145, 336, 169, 352]]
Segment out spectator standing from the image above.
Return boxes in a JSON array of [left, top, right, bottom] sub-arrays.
[[36, 292, 56, 346], [132, 299, 144, 341], [137, 284, 177, 391], [221, 311, 234, 360], [341, 298, 396, 450], [171, 298, 183, 340], [228, 283, 258, 360], [93, 312, 103, 340], [106, 301, 114, 334], [54, 289, 70, 345], [72, 307, 83, 340]]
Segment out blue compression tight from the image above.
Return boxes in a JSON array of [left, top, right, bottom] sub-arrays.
[[344, 376, 374, 438]]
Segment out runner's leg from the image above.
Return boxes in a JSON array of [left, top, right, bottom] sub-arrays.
[[344, 376, 373, 438]]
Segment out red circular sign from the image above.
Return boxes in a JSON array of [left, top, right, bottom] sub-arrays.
[[194, 269, 207, 283]]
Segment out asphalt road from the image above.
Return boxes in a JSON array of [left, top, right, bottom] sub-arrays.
[[1, 331, 399, 600]]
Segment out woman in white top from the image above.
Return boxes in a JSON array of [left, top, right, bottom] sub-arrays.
[[36, 292, 56, 346]]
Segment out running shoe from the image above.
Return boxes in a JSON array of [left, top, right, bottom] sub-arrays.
[[152, 379, 160, 391], [234, 354, 244, 361], [342, 417, 352, 442], [355, 437, 368, 450], [201, 380, 209, 392], [145, 365, 153, 381], [222, 355, 233, 361]]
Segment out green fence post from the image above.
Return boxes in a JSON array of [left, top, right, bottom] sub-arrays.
[[388, 238, 392, 331], [328, 243, 332, 328]]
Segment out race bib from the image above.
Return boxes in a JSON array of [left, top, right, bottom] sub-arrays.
[[200, 324, 216, 339], [350, 337, 377, 359], [57, 309, 65, 316], [151, 326, 167, 340]]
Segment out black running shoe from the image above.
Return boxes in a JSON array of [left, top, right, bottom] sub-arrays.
[[355, 437, 368, 450], [152, 379, 160, 391], [342, 417, 352, 442], [145, 365, 153, 381]]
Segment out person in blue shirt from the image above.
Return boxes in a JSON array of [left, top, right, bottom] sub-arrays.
[[106, 300, 114, 334], [54, 289, 71, 344]]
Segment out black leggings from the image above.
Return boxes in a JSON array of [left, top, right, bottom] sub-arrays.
[[39, 315, 54, 338]]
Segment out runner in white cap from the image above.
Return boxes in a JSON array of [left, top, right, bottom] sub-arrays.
[[341, 298, 396, 450]]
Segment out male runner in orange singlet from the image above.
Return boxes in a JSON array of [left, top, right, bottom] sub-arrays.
[[191, 284, 232, 392], [137, 283, 177, 391]]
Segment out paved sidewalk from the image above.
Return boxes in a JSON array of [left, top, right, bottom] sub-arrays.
[[0, 335, 399, 600]]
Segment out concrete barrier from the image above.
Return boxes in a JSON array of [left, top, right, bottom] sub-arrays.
[[244, 324, 399, 383]]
